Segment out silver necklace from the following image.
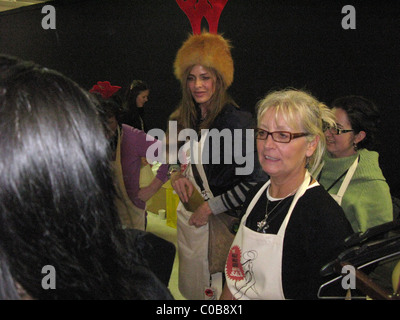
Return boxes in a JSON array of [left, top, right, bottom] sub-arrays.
[[256, 187, 298, 233]]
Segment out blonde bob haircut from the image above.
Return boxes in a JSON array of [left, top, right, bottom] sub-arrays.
[[256, 89, 336, 175]]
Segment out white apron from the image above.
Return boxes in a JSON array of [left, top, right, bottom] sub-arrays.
[[177, 133, 221, 300], [225, 171, 312, 300], [330, 156, 359, 206], [112, 127, 145, 230]]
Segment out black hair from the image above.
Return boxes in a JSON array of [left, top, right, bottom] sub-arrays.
[[121, 80, 149, 131], [0, 55, 172, 300], [124, 80, 149, 107], [0, 248, 20, 300], [331, 95, 380, 150]]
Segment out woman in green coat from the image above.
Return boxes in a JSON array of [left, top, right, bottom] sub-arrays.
[[316, 95, 393, 233]]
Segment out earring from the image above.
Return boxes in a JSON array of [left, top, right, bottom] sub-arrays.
[[353, 142, 358, 151]]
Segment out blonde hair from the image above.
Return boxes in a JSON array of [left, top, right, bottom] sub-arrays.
[[256, 89, 335, 174]]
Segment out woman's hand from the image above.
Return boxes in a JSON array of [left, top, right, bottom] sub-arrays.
[[170, 172, 193, 203], [189, 201, 212, 227], [171, 172, 213, 227], [138, 178, 163, 202]]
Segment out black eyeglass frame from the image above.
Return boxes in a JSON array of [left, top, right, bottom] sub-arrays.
[[326, 127, 354, 135], [255, 128, 309, 143]]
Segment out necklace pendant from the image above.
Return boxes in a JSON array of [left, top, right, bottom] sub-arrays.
[[257, 220, 265, 230], [257, 220, 269, 233]]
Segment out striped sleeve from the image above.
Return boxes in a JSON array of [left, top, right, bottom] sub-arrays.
[[207, 181, 256, 216]]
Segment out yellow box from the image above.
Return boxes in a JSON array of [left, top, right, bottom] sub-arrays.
[[165, 181, 180, 229], [146, 180, 180, 228]]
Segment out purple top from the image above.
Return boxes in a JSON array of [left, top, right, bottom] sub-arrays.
[[120, 124, 168, 209]]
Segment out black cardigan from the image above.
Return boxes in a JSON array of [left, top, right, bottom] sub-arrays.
[[201, 104, 266, 197]]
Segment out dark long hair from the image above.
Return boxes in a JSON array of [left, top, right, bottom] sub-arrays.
[[0, 56, 157, 299], [169, 66, 238, 133], [121, 79, 149, 131]]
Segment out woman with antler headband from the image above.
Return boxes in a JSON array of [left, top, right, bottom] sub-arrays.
[[168, 32, 266, 300]]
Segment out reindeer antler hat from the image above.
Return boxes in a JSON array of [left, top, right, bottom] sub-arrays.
[[174, 0, 233, 88]]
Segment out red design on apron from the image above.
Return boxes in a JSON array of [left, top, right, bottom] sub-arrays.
[[225, 171, 313, 299], [226, 245, 245, 281]]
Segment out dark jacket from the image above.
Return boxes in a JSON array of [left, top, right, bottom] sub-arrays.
[[198, 104, 268, 214]]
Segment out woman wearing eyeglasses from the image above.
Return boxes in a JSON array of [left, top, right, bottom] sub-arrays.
[[221, 89, 353, 300], [316, 96, 393, 233]]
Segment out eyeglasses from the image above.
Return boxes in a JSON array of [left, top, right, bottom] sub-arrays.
[[325, 127, 354, 135], [255, 128, 309, 143]]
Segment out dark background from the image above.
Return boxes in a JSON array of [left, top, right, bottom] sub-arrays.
[[1, 0, 399, 197]]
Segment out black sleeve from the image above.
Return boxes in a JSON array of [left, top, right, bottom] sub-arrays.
[[282, 186, 353, 299]]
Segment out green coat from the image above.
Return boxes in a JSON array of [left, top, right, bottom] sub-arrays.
[[317, 149, 393, 233]]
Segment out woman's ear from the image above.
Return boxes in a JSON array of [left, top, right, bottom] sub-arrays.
[[354, 130, 366, 144], [306, 135, 319, 158]]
